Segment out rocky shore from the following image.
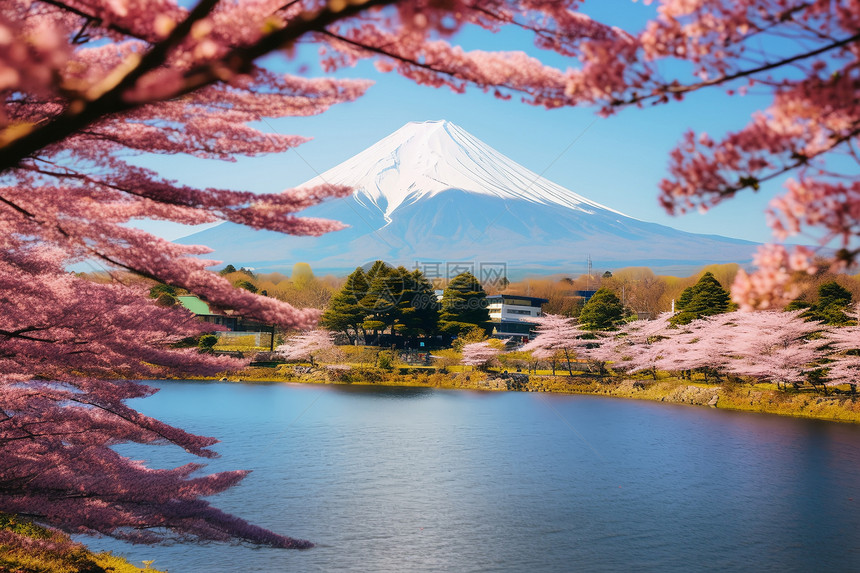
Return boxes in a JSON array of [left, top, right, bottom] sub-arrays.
[[213, 366, 860, 424]]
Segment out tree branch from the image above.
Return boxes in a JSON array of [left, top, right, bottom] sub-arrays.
[[714, 123, 860, 199], [37, 0, 155, 42], [0, 327, 56, 343], [318, 29, 538, 98], [614, 31, 860, 107], [0, 0, 397, 173]]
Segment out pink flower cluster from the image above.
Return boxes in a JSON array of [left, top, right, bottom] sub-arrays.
[[731, 244, 816, 310], [461, 340, 504, 368]]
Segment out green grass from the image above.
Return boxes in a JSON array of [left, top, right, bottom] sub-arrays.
[[214, 334, 267, 352], [0, 514, 164, 573]]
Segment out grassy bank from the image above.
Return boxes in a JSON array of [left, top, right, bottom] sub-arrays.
[[0, 514, 163, 573], [206, 365, 860, 424]]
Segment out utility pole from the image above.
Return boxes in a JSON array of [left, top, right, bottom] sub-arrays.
[[586, 255, 592, 292]]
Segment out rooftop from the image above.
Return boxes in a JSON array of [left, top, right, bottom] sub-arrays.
[[176, 295, 214, 315], [486, 295, 549, 305]]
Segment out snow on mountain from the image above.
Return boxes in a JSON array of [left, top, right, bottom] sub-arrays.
[[300, 120, 623, 223], [179, 120, 758, 277]]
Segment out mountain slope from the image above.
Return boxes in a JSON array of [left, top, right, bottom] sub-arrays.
[[179, 120, 757, 276]]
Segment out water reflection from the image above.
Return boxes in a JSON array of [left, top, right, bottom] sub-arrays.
[[326, 383, 436, 400]]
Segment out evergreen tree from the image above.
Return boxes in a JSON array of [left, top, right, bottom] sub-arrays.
[[361, 264, 405, 341], [394, 269, 440, 338], [671, 272, 733, 326], [439, 272, 491, 336], [319, 267, 369, 344], [411, 269, 441, 336], [578, 288, 625, 331], [789, 281, 853, 325], [148, 284, 177, 298], [364, 260, 390, 283], [149, 284, 178, 307]]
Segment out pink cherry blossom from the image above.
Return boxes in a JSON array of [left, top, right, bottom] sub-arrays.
[[521, 314, 608, 375], [278, 329, 335, 366], [461, 340, 504, 369]]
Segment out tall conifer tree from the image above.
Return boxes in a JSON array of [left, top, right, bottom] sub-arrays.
[[439, 272, 490, 335], [320, 267, 369, 344], [671, 272, 733, 326]]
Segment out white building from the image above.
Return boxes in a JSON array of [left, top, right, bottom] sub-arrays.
[[485, 295, 548, 342]]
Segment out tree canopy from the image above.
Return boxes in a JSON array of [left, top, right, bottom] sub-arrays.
[[787, 281, 854, 325], [321, 264, 440, 343], [671, 272, 733, 326], [578, 288, 626, 331], [360, 264, 405, 337], [397, 269, 440, 338], [439, 272, 491, 336], [319, 267, 370, 344]]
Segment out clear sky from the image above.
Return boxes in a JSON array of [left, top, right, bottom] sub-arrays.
[[136, 0, 795, 248]]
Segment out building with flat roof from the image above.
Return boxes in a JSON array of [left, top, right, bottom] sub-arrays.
[[485, 295, 548, 342]]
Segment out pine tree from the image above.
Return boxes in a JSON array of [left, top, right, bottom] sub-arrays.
[[360, 263, 405, 341], [578, 288, 625, 331], [319, 267, 369, 344], [395, 269, 439, 338], [413, 270, 441, 337], [671, 272, 732, 326], [364, 260, 390, 283], [789, 281, 854, 325], [438, 272, 490, 336]]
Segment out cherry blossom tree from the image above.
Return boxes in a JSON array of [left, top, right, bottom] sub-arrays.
[[649, 313, 738, 382], [0, 247, 313, 547], [721, 310, 825, 389], [821, 306, 860, 391], [609, 312, 674, 379], [616, 310, 826, 387], [521, 314, 588, 375], [574, 332, 615, 378], [278, 329, 335, 367], [460, 339, 505, 370]]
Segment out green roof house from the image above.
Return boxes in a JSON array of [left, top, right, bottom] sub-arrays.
[[176, 295, 239, 330]]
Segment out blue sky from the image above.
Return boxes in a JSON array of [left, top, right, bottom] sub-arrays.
[[137, 1, 792, 248]]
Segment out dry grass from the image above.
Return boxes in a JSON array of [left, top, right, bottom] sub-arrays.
[[218, 367, 860, 424]]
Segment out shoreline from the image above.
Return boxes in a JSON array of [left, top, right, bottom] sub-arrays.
[[190, 366, 860, 425]]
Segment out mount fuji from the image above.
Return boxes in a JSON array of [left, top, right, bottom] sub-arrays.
[[179, 120, 757, 276]]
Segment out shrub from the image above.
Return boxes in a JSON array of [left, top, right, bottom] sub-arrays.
[[377, 350, 394, 371]]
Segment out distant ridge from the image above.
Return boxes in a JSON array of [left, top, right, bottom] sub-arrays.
[[180, 120, 757, 277]]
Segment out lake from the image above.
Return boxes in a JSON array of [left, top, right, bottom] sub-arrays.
[[82, 381, 860, 572]]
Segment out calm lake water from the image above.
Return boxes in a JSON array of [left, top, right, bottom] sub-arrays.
[[82, 381, 860, 572]]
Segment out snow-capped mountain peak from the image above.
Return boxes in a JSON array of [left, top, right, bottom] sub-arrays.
[[301, 119, 624, 223], [181, 120, 757, 276]]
